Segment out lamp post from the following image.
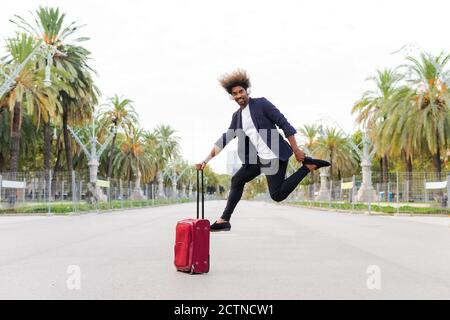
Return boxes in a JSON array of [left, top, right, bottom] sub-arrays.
[[1, 42, 61, 205], [356, 132, 378, 202], [163, 160, 190, 200], [188, 168, 194, 199], [130, 168, 145, 200], [67, 112, 116, 204], [1, 41, 62, 99], [316, 167, 331, 201], [158, 171, 165, 198], [316, 117, 377, 203], [314, 125, 332, 201]]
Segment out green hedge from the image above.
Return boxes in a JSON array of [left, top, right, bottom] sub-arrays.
[[289, 201, 449, 215], [0, 198, 193, 215]]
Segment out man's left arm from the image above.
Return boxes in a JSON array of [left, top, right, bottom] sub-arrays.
[[262, 98, 305, 161], [262, 97, 297, 137]]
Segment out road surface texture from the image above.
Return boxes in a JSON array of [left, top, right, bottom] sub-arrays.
[[0, 200, 449, 299]]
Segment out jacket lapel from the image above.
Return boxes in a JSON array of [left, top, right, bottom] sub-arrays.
[[236, 98, 258, 130], [248, 98, 259, 130], [236, 108, 243, 129]]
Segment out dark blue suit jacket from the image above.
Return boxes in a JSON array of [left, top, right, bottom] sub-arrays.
[[215, 97, 297, 164]]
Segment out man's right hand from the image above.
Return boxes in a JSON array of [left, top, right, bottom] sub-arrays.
[[195, 161, 207, 170]]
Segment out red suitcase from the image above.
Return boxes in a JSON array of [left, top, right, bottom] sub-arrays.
[[174, 169, 210, 274]]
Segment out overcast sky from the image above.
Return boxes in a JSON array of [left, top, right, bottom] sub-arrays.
[[1, 0, 448, 174]]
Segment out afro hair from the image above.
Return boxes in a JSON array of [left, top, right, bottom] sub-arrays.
[[218, 68, 251, 94]]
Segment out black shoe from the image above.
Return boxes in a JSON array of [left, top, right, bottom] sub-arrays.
[[210, 221, 231, 232], [303, 157, 331, 169]]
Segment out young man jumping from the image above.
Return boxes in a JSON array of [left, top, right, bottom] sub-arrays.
[[196, 69, 330, 231]]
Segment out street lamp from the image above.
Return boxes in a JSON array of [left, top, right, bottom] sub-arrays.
[[67, 109, 117, 204], [317, 116, 377, 202], [0, 41, 63, 99]]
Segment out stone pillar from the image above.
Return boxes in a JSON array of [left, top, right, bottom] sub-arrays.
[[88, 157, 99, 184], [357, 158, 377, 202], [158, 172, 165, 198], [131, 169, 144, 200], [181, 184, 186, 198], [355, 134, 377, 202], [87, 157, 107, 203], [172, 181, 177, 198], [316, 168, 331, 200]]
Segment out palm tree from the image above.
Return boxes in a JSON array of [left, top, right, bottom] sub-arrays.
[[163, 158, 192, 197], [376, 86, 418, 181], [176, 159, 194, 197], [313, 127, 357, 180], [154, 124, 180, 162], [403, 52, 450, 178], [350, 130, 363, 173], [298, 124, 322, 184], [142, 130, 159, 182], [19, 115, 38, 171], [0, 33, 59, 174], [0, 108, 10, 171], [60, 62, 98, 175], [352, 69, 403, 183], [113, 127, 153, 185], [299, 124, 321, 154], [99, 95, 138, 179], [12, 6, 99, 193], [153, 124, 180, 189]]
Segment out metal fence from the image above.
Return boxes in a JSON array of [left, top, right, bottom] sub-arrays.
[[271, 171, 450, 215], [1, 170, 449, 215], [0, 170, 224, 214]]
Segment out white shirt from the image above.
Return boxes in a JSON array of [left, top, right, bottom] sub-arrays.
[[241, 104, 277, 160]]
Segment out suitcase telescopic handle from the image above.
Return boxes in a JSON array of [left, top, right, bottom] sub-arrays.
[[196, 169, 204, 220]]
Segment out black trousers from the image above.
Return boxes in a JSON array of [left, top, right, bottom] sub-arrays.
[[221, 157, 310, 221]]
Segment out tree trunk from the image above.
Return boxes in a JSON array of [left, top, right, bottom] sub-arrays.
[[9, 102, 21, 204], [62, 110, 75, 200], [10, 102, 21, 175], [406, 155, 413, 176], [106, 132, 117, 179], [54, 132, 62, 173], [432, 153, 441, 180], [382, 155, 389, 183], [43, 122, 51, 173], [404, 151, 413, 202], [43, 122, 52, 199], [433, 130, 442, 180], [381, 155, 389, 197], [0, 152, 5, 172], [379, 157, 384, 195], [62, 111, 73, 173], [329, 150, 333, 179]]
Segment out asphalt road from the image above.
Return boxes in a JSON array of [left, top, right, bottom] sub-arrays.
[[0, 200, 449, 299]]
